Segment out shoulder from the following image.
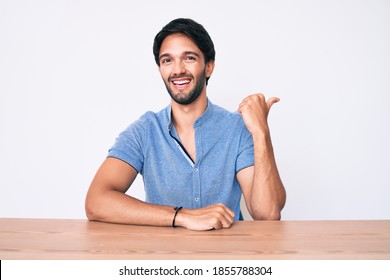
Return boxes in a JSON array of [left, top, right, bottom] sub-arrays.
[[129, 105, 170, 129], [211, 103, 246, 127]]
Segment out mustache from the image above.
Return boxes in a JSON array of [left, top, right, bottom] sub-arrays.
[[168, 73, 194, 82]]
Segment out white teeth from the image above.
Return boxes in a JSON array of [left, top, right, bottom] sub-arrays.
[[173, 80, 190, 85]]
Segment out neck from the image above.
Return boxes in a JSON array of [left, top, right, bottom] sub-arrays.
[[171, 92, 207, 130]]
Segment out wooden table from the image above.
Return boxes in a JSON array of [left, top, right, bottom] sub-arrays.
[[0, 219, 389, 259]]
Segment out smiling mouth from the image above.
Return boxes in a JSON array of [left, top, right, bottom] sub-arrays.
[[172, 79, 191, 86]]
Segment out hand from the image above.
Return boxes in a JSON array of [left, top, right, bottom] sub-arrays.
[[175, 203, 235, 231], [238, 94, 280, 136]]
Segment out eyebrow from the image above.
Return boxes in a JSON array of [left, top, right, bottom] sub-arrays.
[[159, 51, 201, 61]]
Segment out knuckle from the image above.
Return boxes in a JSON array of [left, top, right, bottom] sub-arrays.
[[211, 217, 220, 226], [212, 220, 222, 229], [256, 93, 264, 98], [255, 94, 265, 103]]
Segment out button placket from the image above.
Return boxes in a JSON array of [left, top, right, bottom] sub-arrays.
[[192, 163, 201, 207]]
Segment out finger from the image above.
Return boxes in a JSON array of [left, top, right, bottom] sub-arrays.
[[213, 220, 223, 230], [237, 100, 248, 112], [255, 93, 266, 101], [224, 207, 235, 220], [267, 97, 280, 110], [209, 204, 234, 228], [215, 203, 235, 219], [214, 213, 232, 229], [219, 208, 235, 226], [239, 93, 268, 111], [222, 217, 233, 228], [221, 214, 234, 228]]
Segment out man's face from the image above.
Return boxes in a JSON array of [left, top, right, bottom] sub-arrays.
[[158, 33, 214, 105]]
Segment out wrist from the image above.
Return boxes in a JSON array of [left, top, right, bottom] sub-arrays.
[[251, 128, 271, 143], [172, 206, 183, 227], [172, 208, 190, 228]]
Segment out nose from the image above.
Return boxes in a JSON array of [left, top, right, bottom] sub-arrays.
[[172, 60, 186, 75]]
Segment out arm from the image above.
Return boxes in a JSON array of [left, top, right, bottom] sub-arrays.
[[237, 94, 286, 220], [85, 157, 234, 230]]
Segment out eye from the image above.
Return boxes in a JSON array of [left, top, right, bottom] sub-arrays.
[[161, 58, 172, 65], [185, 56, 196, 62]]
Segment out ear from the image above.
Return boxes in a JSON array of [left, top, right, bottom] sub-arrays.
[[205, 60, 215, 78]]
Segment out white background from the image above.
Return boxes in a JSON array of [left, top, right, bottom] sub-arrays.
[[1, 0, 389, 220], [2, 260, 390, 280]]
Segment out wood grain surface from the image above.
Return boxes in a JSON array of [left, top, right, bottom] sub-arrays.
[[0, 219, 389, 259]]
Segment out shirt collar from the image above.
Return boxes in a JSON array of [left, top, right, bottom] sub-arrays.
[[167, 98, 214, 130], [194, 98, 213, 127]]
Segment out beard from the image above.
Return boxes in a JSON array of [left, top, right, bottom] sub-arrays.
[[164, 68, 207, 105]]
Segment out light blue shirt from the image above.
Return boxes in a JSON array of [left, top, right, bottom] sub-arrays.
[[107, 100, 254, 220]]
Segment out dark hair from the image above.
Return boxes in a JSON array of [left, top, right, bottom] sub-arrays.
[[153, 18, 216, 66]]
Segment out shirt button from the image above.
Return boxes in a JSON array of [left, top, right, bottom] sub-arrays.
[[194, 198, 199, 202], [194, 168, 199, 173]]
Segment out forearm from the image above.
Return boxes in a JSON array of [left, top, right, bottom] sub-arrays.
[[85, 189, 235, 230], [250, 132, 286, 220], [85, 158, 234, 230], [85, 189, 175, 226]]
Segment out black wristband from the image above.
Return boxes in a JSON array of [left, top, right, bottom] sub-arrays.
[[172, 206, 183, 228]]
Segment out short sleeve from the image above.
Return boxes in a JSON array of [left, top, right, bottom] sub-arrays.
[[235, 124, 254, 173], [107, 116, 146, 173]]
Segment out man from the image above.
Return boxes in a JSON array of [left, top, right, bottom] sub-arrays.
[[85, 18, 286, 231]]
